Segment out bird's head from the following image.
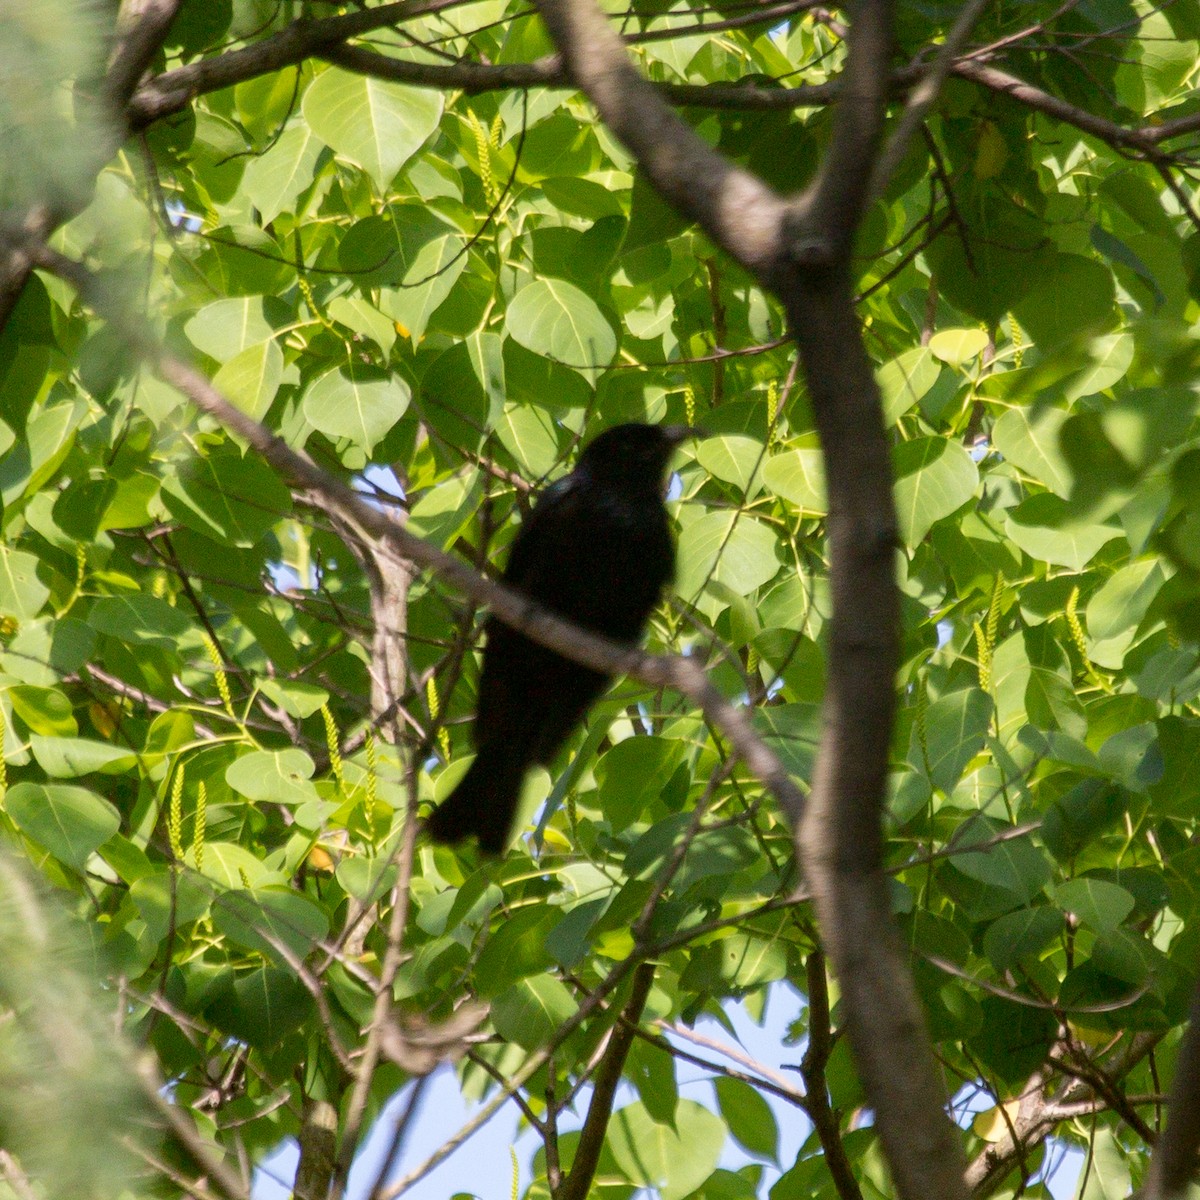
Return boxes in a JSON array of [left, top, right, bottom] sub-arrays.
[[576, 423, 705, 487]]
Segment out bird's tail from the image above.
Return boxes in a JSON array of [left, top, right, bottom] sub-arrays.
[[425, 746, 527, 856]]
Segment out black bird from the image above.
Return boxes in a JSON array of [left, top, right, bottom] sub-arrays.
[[427, 423, 697, 854]]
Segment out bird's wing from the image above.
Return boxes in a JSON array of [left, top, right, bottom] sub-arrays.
[[500, 475, 580, 597]]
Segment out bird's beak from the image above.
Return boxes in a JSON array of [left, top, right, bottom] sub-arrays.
[[663, 424, 710, 445]]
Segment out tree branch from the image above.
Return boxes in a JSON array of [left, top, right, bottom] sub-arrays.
[[1145, 973, 1200, 1196], [559, 962, 656, 1200]]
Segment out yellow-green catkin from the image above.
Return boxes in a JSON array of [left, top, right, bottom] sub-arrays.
[[168, 762, 185, 860], [0, 704, 8, 804], [297, 274, 327, 325], [1008, 316, 1024, 368], [426, 676, 451, 761], [203, 634, 235, 718], [986, 577, 1002, 649], [66, 542, 87, 608], [365, 729, 378, 810], [975, 577, 1002, 690], [194, 781, 207, 872], [974, 621, 992, 692], [766, 379, 779, 444], [489, 113, 503, 149], [364, 729, 379, 844], [683, 384, 696, 429], [509, 1148, 519, 1200], [566, 790, 579, 844], [150, 570, 168, 599], [469, 112, 498, 206], [321, 703, 345, 797], [1065, 585, 1088, 664]]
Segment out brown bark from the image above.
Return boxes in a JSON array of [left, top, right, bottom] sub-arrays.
[[1143, 978, 1200, 1199]]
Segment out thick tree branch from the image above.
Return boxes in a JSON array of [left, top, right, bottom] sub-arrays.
[[1141, 976, 1200, 1199], [102, 0, 187, 117], [559, 963, 656, 1200], [966, 1033, 1165, 1195]]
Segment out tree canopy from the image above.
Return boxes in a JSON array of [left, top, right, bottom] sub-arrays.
[[3, 0, 1200, 1198]]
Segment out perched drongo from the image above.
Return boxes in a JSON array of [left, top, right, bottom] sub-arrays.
[[427, 422, 697, 854]]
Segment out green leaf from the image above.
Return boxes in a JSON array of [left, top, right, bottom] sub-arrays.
[[473, 907, 557, 997], [302, 69, 443, 190], [1013, 253, 1116, 349], [1005, 494, 1121, 571], [161, 451, 292, 546], [29, 736, 136, 777], [877, 347, 941, 425], [302, 363, 409, 452], [225, 749, 319, 806], [0, 546, 49, 619], [1079, 1128, 1131, 1200], [6, 782, 120, 870], [211, 339, 283, 420], [761, 445, 826, 513], [1150, 716, 1200, 817], [1063, 332, 1134, 401], [505, 278, 616, 382], [991, 406, 1071, 495], [1055, 878, 1136, 932], [608, 1100, 726, 1200], [695, 435, 766, 497], [893, 437, 979, 547], [378, 229, 466, 343], [206, 965, 313, 1047], [0, 398, 85, 508], [928, 328, 989, 366], [983, 906, 1065, 971], [407, 476, 483, 550], [88, 594, 192, 647], [1086, 559, 1164, 666], [917, 688, 993, 793], [595, 736, 683, 832], [242, 123, 323, 226], [8, 684, 77, 736], [491, 975, 576, 1049], [212, 888, 331, 964], [714, 1077, 779, 1162], [676, 511, 780, 598], [130, 869, 213, 940], [952, 832, 1053, 903], [184, 297, 277, 362], [258, 679, 329, 719]]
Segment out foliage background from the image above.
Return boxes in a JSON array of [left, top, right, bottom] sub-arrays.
[[3, 0, 1200, 1197]]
